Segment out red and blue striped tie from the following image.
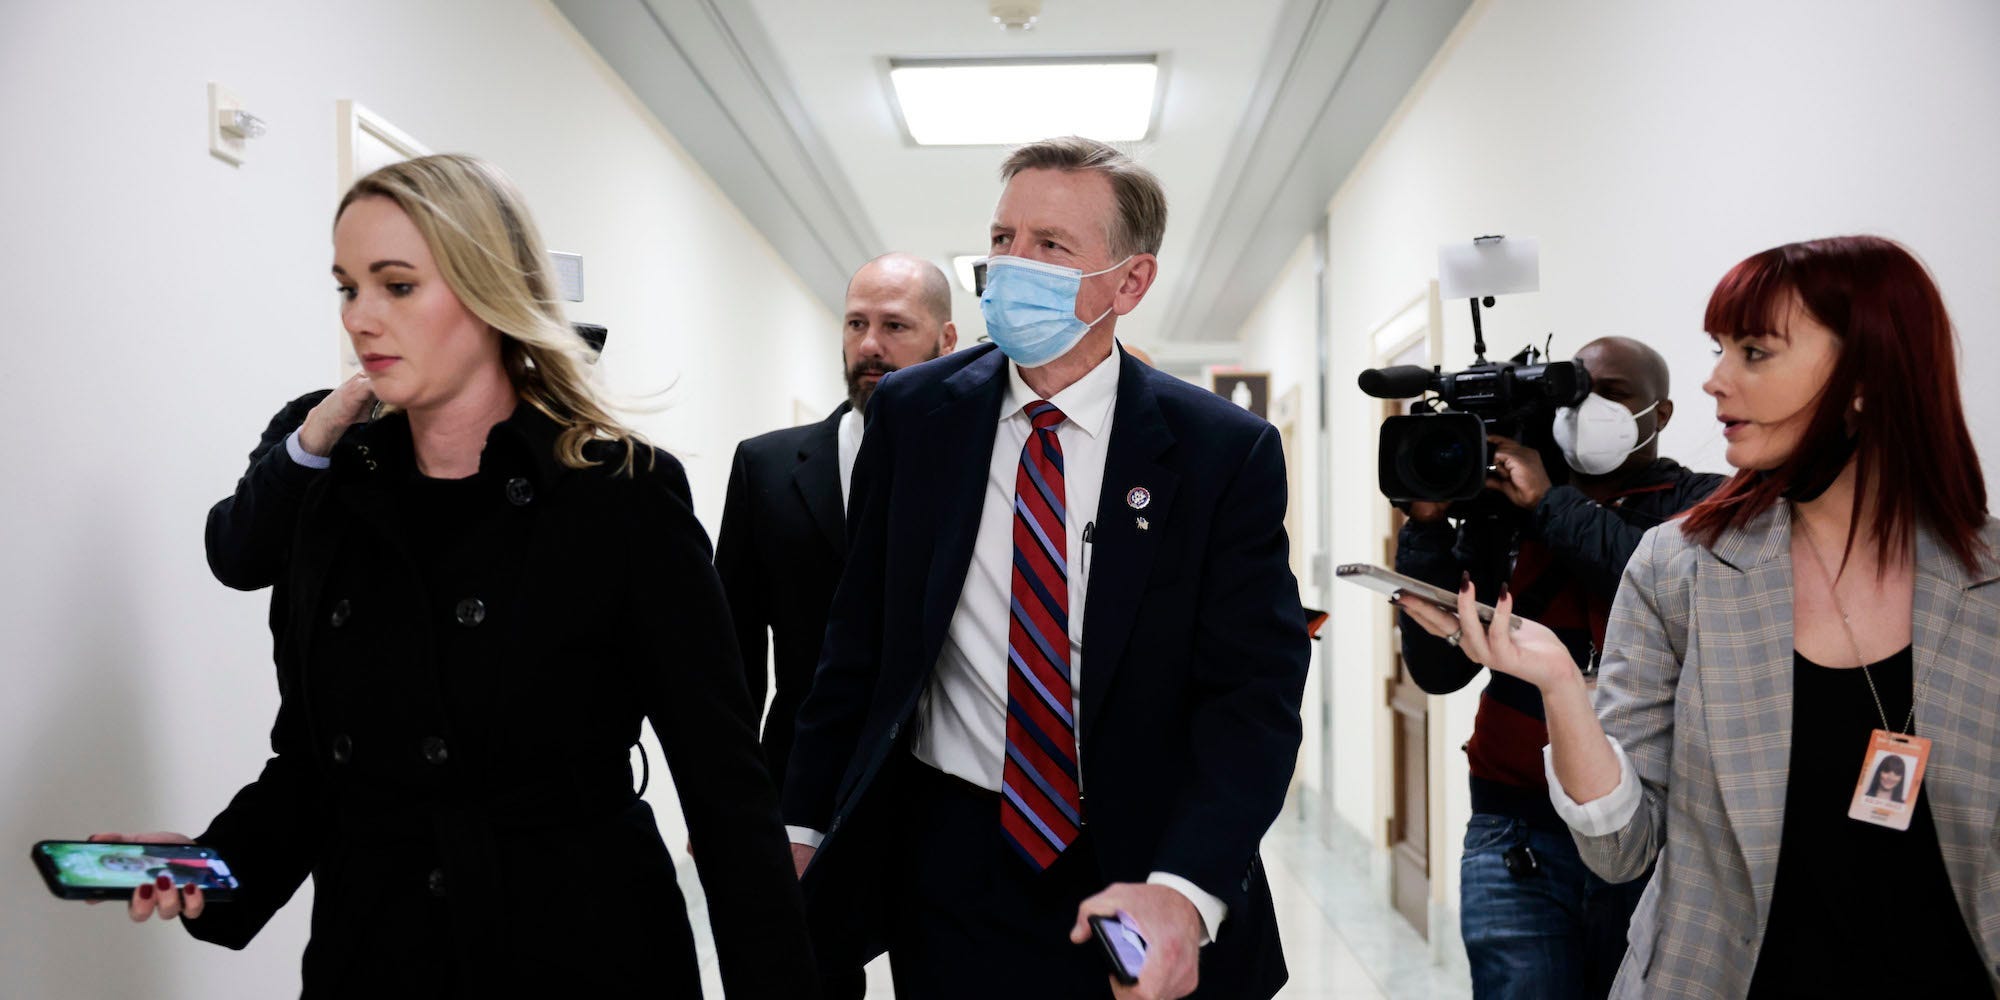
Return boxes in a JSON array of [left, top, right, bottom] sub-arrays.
[[1002, 400, 1082, 871]]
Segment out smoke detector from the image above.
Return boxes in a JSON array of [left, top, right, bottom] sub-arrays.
[[990, 0, 1041, 31]]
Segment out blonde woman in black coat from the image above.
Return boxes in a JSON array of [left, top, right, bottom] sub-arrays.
[[95, 154, 817, 997]]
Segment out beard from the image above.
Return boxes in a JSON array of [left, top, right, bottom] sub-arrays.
[[845, 345, 941, 410]]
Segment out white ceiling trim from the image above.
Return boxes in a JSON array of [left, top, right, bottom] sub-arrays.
[[552, 0, 882, 312], [1160, 0, 1470, 342]]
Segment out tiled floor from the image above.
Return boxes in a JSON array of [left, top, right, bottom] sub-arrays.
[[670, 793, 1472, 998]]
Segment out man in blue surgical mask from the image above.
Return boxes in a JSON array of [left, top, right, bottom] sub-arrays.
[[780, 137, 1308, 1000], [1394, 336, 1724, 1000]]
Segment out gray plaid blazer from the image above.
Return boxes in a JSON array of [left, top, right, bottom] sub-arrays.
[[1576, 504, 2000, 997]]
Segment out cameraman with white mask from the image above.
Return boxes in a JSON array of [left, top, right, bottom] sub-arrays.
[[1393, 336, 1723, 1000]]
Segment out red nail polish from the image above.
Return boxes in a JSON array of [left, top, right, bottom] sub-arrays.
[[184, 883, 199, 895], [1460, 571, 1472, 590], [1499, 584, 1511, 600], [156, 875, 173, 891], [139, 884, 154, 900]]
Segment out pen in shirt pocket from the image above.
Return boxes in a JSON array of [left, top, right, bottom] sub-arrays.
[[1080, 521, 1095, 588]]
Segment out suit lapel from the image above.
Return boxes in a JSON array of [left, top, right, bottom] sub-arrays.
[[1910, 519, 2000, 906], [917, 350, 1008, 673], [1696, 504, 1794, 926], [793, 406, 848, 557], [1079, 354, 1177, 744]]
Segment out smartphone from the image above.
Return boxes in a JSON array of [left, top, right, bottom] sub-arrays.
[[32, 841, 238, 901], [1335, 563, 1519, 628], [1089, 913, 1147, 986]]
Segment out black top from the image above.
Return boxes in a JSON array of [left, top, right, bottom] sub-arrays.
[[1748, 646, 1988, 997]]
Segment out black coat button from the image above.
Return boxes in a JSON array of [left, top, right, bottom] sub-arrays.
[[454, 598, 486, 627], [331, 734, 352, 764], [427, 868, 446, 897], [330, 600, 351, 628], [504, 477, 534, 506], [421, 737, 449, 765]]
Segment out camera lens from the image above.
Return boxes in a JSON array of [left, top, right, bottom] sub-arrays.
[[1404, 424, 1470, 493]]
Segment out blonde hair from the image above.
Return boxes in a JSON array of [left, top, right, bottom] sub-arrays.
[[336, 154, 645, 474]]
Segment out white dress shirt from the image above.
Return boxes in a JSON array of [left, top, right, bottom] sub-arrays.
[[286, 428, 332, 469], [836, 406, 864, 511], [1543, 735, 1643, 836], [793, 346, 1225, 941]]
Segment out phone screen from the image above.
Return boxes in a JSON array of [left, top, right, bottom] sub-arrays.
[[34, 841, 238, 897], [1090, 913, 1148, 984]]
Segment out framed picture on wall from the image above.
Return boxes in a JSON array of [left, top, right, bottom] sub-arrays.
[[1208, 370, 1271, 421]]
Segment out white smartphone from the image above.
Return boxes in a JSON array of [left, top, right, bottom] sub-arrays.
[[1335, 563, 1519, 628]]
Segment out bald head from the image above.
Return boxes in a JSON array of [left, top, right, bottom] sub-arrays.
[[841, 252, 958, 410], [1576, 336, 1670, 405], [848, 253, 952, 327]]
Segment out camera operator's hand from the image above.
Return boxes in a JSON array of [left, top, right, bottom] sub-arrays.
[[1406, 501, 1452, 524], [1486, 435, 1552, 510], [298, 373, 376, 458]]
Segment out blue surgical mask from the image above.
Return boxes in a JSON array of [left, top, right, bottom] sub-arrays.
[[979, 254, 1132, 368]]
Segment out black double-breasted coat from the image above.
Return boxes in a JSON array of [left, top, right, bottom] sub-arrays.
[[191, 402, 816, 997]]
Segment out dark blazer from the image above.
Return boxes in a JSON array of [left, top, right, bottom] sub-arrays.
[[185, 404, 817, 997], [715, 404, 850, 788], [206, 390, 332, 588], [782, 344, 1309, 999]]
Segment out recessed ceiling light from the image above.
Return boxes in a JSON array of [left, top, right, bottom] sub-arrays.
[[888, 56, 1158, 147]]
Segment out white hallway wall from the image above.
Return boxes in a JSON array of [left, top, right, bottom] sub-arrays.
[[1233, 238, 1328, 804], [1242, 0, 2000, 952], [0, 2, 838, 997]]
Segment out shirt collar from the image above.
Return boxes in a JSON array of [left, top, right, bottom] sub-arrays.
[[1003, 342, 1121, 438]]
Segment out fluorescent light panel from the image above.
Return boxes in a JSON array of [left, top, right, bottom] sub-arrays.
[[890, 57, 1157, 146]]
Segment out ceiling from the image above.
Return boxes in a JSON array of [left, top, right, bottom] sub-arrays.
[[553, 0, 1469, 371]]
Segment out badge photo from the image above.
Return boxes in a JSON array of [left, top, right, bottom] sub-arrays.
[[1848, 729, 1931, 832]]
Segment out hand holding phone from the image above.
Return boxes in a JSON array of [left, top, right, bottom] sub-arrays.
[[1335, 563, 1520, 629], [34, 836, 234, 917], [1089, 912, 1147, 986]]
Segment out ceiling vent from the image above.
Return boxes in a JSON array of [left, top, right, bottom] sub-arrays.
[[990, 0, 1042, 31]]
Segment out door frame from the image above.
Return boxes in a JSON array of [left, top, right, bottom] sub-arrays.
[[333, 101, 430, 380], [1367, 283, 1446, 937]]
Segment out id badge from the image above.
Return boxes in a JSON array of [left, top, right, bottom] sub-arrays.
[[1848, 729, 1931, 831]]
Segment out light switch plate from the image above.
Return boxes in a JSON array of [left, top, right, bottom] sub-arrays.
[[551, 251, 584, 302], [209, 82, 247, 165]]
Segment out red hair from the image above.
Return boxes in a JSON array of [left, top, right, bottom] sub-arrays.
[[1681, 236, 1988, 572]]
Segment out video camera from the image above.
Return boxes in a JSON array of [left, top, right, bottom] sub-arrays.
[[1358, 236, 1590, 505]]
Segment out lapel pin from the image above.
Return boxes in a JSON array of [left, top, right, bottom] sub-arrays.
[[1126, 486, 1151, 510], [1136, 516, 1150, 531]]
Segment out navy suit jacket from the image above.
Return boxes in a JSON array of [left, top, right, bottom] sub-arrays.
[[714, 404, 849, 789], [782, 343, 1308, 997]]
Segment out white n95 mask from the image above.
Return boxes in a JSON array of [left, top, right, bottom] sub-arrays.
[[1552, 393, 1658, 475]]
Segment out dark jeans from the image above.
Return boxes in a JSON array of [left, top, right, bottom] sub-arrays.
[[1460, 813, 1650, 1000]]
